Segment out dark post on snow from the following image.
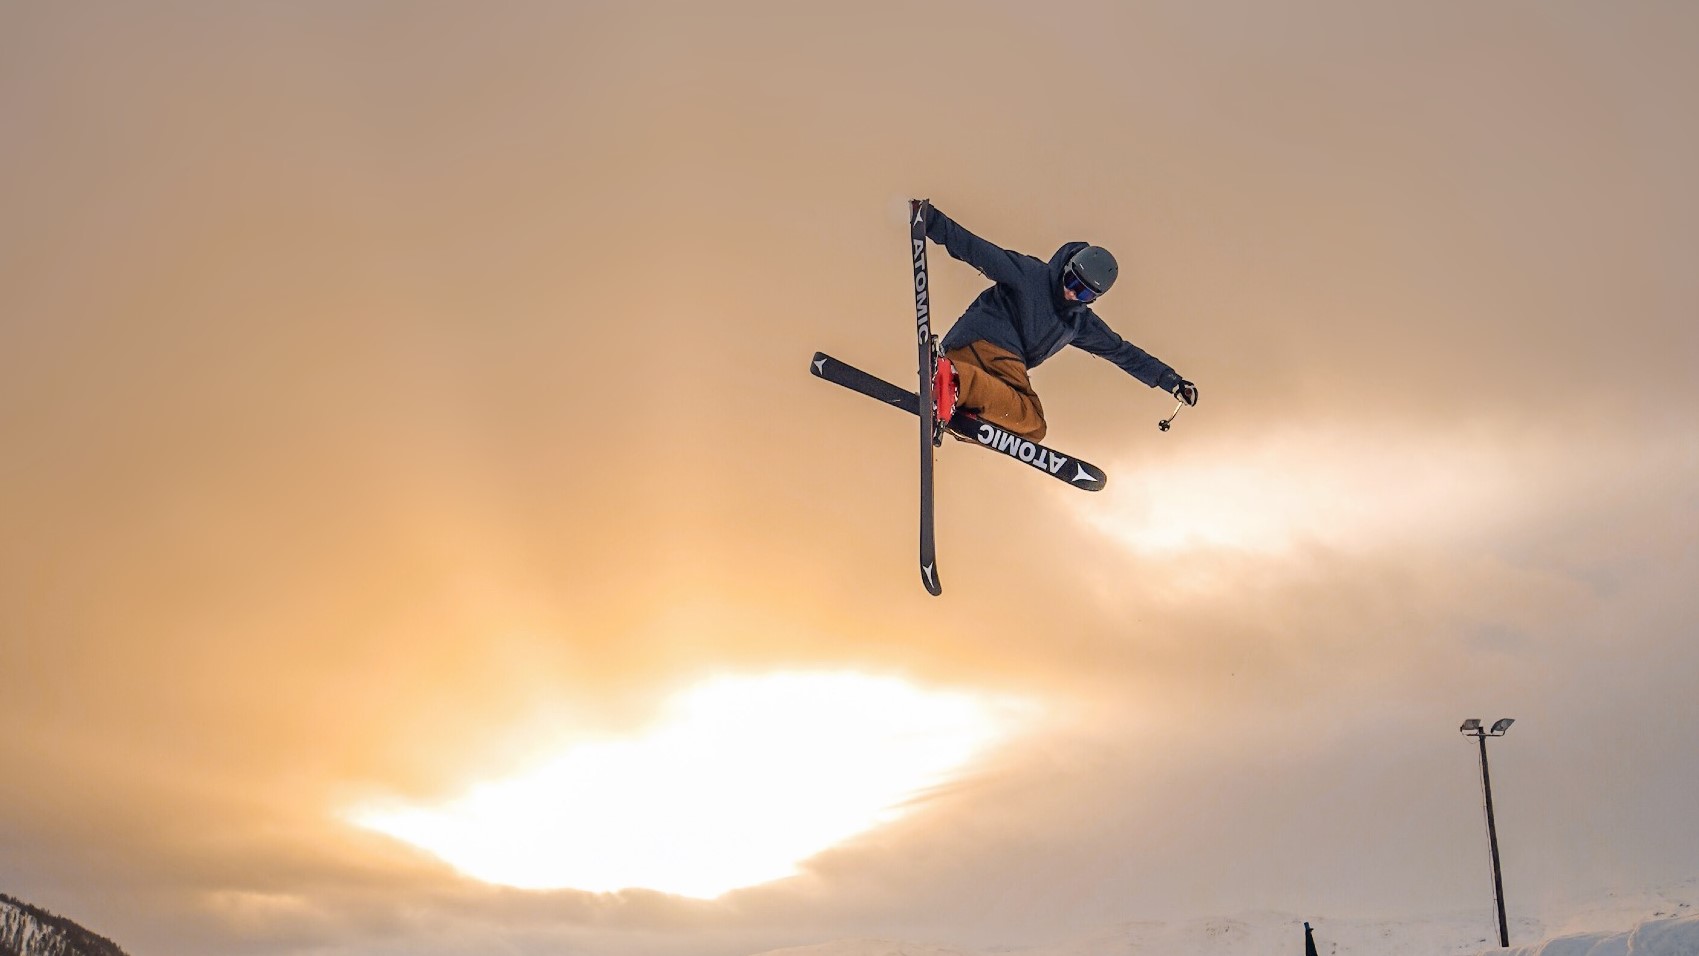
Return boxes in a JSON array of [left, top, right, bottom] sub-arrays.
[[1460, 718, 1516, 947]]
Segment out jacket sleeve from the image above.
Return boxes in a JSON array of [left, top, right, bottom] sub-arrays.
[[923, 206, 1028, 286], [1072, 309, 1183, 391]]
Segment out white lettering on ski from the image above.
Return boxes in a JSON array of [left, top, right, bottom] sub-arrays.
[[912, 237, 929, 344], [974, 421, 1071, 475]]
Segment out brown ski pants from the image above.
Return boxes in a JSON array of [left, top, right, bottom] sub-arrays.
[[946, 340, 1047, 441]]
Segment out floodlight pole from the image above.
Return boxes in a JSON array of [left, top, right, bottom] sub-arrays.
[[1461, 719, 1513, 948], [1476, 730, 1509, 947]]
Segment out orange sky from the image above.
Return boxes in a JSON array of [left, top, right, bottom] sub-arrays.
[[2, 3, 1697, 955]]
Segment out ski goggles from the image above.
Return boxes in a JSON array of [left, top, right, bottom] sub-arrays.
[[1061, 266, 1100, 303]]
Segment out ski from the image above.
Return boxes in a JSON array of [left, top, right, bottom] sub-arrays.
[[810, 352, 1109, 492], [910, 199, 941, 595]]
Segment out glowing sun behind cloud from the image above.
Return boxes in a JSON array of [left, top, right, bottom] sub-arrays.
[[350, 673, 1025, 898]]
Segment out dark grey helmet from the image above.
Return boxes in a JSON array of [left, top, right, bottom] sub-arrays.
[[1065, 245, 1119, 295]]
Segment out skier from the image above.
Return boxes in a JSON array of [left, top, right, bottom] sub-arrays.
[[921, 203, 1197, 441]]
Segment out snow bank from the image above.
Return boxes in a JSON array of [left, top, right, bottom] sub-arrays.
[[1489, 915, 1699, 956], [743, 909, 1699, 956]]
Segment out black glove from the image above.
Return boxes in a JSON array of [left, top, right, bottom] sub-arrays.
[[1170, 379, 1199, 407]]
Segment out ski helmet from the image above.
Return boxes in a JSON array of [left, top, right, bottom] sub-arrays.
[[1064, 245, 1118, 297]]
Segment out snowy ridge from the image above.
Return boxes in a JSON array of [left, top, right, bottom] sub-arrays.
[[747, 943, 976, 956], [0, 895, 128, 956], [744, 915, 1517, 956], [1539, 879, 1699, 939], [745, 881, 1699, 956]]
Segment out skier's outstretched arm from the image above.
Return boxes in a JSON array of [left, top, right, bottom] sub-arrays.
[[1073, 308, 1188, 395], [922, 205, 1027, 286]]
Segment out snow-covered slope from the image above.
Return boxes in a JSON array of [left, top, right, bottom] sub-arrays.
[[743, 943, 978, 956], [0, 895, 128, 956], [745, 915, 1519, 956], [1494, 916, 1699, 956], [746, 881, 1699, 956]]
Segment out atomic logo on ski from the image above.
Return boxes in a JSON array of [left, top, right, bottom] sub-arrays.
[[813, 357, 827, 375], [973, 422, 1072, 475], [922, 562, 937, 592], [1072, 464, 1095, 484], [913, 239, 930, 346]]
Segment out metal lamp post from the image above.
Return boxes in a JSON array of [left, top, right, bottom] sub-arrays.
[[1460, 717, 1515, 947]]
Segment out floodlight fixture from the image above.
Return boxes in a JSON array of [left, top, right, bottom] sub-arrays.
[[1461, 718, 1482, 732], [1491, 718, 1515, 734]]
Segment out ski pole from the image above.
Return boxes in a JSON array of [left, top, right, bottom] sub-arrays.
[[1158, 400, 1184, 432]]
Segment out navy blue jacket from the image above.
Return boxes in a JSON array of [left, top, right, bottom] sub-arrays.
[[926, 206, 1182, 392]]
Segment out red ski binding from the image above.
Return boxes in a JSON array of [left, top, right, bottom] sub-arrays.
[[930, 352, 957, 446]]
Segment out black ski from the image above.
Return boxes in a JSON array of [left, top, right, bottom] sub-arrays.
[[910, 199, 941, 595], [810, 352, 1109, 492]]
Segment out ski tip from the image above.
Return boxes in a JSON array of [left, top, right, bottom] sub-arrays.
[[1074, 467, 1108, 492], [809, 352, 830, 377], [921, 562, 942, 596]]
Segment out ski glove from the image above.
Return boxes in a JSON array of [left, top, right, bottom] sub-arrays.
[[1171, 379, 1199, 407]]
